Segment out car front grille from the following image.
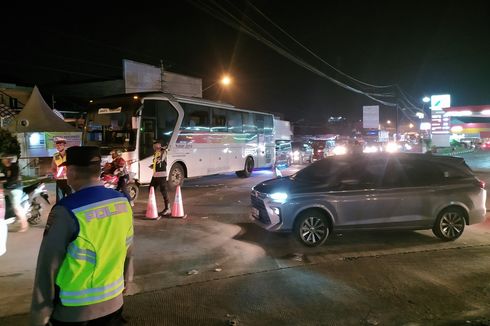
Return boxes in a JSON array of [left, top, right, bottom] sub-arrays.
[[251, 192, 271, 225]]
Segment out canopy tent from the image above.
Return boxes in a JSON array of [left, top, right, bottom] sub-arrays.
[[6, 86, 82, 176], [9, 86, 78, 133]]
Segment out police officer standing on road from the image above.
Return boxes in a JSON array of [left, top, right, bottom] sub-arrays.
[[151, 139, 170, 216], [30, 146, 134, 326], [51, 137, 72, 202]]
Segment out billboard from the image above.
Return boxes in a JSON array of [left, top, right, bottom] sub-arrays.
[[363, 105, 379, 129], [123, 59, 202, 97]]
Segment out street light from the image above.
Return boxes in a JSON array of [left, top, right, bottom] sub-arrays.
[[409, 123, 414, 129], [221, 75, 231, 86], [422, 96, 430, 103], [202, 74, 232, 92], [387, 120, 391, 124]]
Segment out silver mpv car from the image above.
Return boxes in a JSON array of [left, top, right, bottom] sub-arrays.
[[251, 153, 487, 247]]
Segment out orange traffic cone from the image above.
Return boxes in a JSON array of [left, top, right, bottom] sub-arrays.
[[145, 186, 160, 220], [171, 185, 186, 218]]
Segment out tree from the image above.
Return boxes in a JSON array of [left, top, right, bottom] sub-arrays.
[[0, 129, 21, 158]]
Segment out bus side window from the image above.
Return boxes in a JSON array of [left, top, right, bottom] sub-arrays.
[[211, 108, 228, 132], [139, 118, 156, 159], [263, 115, 273, 135], [227, 110, 243, 133], [180, 103, 210, 132], [243, 112, 257, 134], [156, 100, 178, 144], [254, 113, 264, 134]]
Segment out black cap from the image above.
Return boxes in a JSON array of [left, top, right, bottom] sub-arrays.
[[61, 146, 101, 166]]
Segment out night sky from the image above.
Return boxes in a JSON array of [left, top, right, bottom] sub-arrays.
[[1, 1, 489, 125]]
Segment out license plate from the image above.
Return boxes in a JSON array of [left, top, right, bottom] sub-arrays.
[[251, 207, 259, 218]]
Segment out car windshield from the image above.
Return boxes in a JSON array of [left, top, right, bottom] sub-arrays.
[[292, 142, 309, 151], [83, 98, 140, 154], [293, 157, 350, 183]]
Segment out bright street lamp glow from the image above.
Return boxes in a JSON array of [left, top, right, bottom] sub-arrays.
[[221, 75, 231, 86], [423, 96, 430, 103], [409, 123, 414, 128], [387, 120, 391, 124]]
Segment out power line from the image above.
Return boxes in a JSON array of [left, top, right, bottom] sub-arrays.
[[193, 1, 398, 107], [246, 1, 397, 90]]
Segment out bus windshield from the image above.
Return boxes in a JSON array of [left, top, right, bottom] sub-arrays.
[[83, 98, 140, 154]]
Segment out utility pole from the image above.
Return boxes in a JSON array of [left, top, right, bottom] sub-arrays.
[[160, 59, 165, 92], [396, 104, 399, 140]]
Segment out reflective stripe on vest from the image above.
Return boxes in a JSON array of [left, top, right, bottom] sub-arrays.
[[53, 152, 67, 179], [152, 150, 167, 177], [56, 189, 133, 307]]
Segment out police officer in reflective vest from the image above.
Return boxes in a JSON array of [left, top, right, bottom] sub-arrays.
[[51, 137, 72, 203], [30, 146, 134, 326], [151, 139, 170, 216]]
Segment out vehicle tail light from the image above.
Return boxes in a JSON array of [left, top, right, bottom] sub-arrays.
[[478, 179, 486, 189]]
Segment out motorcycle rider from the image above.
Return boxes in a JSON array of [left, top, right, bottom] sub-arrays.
[[0, 153, 28, 232], [51, 137, 72, 202], [110, 149, 132, 204]]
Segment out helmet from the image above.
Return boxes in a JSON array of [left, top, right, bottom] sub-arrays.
[[54, 137, 67, 144], [111, 149, 123, 156]]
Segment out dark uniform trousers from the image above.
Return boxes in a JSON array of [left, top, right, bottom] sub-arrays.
[[55, 179, 72, 203], [150, 176, 169, 209], [49, 307, 125, 325]]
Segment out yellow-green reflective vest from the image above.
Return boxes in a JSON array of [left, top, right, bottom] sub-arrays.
[[55, 186, 133, 306]]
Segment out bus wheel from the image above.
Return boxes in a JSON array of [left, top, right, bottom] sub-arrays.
[[236, 157, 254, 178], [168, 163, 185, 189]]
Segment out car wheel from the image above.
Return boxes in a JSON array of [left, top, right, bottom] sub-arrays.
[[294, 210, 330, 247], [236, 157, 254, 178], [432, 207, 466, 241], [168, 163, 185, 190]]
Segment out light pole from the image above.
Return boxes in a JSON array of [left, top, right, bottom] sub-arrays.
[[422, 96, 432, 149]]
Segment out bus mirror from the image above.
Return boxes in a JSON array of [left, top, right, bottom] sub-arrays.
[[131, 117, 138, 129]]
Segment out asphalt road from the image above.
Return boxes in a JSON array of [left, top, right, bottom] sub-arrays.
[[1, 151, 490, 325]]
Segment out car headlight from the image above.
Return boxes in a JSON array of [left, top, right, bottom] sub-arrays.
[[363, 146, 378, 153], [333, 145, 347, 155], [269, 192, 288, 203], [385, 142, 399, 153]]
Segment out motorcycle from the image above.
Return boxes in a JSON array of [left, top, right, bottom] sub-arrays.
[[101, 166, 139, 202], [3, 180, 50, 226]]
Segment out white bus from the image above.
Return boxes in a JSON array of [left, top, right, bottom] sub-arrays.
[[83, 92, 275, 199]]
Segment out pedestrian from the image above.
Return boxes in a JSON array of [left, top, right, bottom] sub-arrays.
[[110, 149, 132, 204], [150, 139, 170, 216], [30, 146, 134, 326], [51, 137, 72, 202], [0, 153, 28, 232]]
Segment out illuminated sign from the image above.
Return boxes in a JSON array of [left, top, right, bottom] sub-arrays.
[[363, 105, 379, 129], [430, 94, 451, 110], [98, 107, 122, 114], [420, 122, 431, 130]]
